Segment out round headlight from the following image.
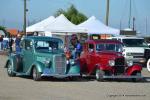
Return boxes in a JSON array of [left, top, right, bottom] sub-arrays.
[[127, 60, 133, 66], [71, 61, 75, 65], [44, 58, 51, 66], [109, 60, 115, 66]]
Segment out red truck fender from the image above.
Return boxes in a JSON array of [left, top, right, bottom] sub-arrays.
[[96, 64, 112, 71], [126, 64, 142, 75]]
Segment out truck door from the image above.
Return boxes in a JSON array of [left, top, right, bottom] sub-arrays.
[[22, 40, 34, 72], [87, 44, 95, 73]]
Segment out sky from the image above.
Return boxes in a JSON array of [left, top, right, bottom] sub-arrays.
[[0, 0, 150, 35]]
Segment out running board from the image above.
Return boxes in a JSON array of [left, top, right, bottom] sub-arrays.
[[103, 75, 143, 79]]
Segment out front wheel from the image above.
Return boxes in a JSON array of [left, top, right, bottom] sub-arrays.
[[7, 61, 16, 77], [32, 67, 41, 81], [95, 69, 104, 81], [132, 72, 141, 82], [147, 59, 150, 72]]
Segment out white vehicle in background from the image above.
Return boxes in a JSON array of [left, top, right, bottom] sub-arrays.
[[111, 36, 150, 67], [147, 59, 150, 72]]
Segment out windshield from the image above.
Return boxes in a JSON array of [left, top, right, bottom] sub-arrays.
[[96, 43, 123, 52], [123, 39, 148, 47], [34, 40, 63, 53]]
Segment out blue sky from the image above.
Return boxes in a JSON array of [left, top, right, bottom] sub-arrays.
[[0, 0, 150, 35]]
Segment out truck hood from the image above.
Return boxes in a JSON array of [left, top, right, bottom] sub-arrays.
[[97, 51, 123, 60], [35, 52, 65, 58], [123, 47, 145, 53]]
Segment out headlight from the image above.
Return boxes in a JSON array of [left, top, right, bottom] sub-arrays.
[[127, 60, 133, 66], [71, 61, 75, 65], [44, 58, 51, 67], [109, 60, 115, 66], [126, 53, 132, 56], [69, 59, 76, 65]]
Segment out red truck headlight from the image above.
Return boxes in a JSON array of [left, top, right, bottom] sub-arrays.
[[109, 60, 115, 67]]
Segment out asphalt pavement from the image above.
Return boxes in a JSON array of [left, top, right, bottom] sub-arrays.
[[0, 54, 150, 100]]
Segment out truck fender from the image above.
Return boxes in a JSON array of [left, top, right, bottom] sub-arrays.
[[96, 64, 111, 71], [5, 58, 14, 68], [30, 61, 45, 74], [126, 64, 142, 75], [5, 54, 17, 70], [91, 64, 109, 75]]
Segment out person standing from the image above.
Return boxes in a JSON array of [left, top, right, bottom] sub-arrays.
[[75, 40, 82, 59], [15, 34, 21, 54], [0, 35, 4, 51]]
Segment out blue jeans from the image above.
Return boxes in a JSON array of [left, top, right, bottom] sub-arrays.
[[16, 46, 21, 54]]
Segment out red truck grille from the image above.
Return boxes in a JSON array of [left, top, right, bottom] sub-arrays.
[[115, 58, 125, 66], [114, 58, 125, 74]]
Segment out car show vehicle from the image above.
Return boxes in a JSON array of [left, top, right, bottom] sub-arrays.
[[5, 36, 80, 81], [110, 36, 150, 66], [79, 39, 143, 81], [146, 59, 150, 72]]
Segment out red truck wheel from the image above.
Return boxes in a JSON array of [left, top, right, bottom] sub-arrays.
[[132, 71, 141, 82], [96, 69, 104, 81]]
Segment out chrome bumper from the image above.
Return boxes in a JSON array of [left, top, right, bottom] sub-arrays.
[[103, 75, 143, 79], [41, 73, 80, 78]]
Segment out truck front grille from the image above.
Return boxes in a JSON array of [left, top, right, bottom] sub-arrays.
[[114, 58, 125, 74], [131, 53, 144, 57], [144, 49, 150, 61], [115, 58, 125, 66], [55, 55, 66, 75]]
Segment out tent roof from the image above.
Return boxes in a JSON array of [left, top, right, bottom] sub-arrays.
[[44, 14, 86, 33], [78, 16, 120, 35], [0, 30, 5, 35], [26, 16, 55, 32]]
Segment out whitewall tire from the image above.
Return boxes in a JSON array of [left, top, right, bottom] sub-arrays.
[[147, 59, 150, 72]]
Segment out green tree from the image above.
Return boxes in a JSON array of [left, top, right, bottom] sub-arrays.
[[54, 5, 87, 25]]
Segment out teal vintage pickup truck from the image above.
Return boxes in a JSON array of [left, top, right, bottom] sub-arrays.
[[5, 36, 80, 81]]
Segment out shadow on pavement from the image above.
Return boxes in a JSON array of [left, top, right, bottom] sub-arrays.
[[19, 75, 94, 82]]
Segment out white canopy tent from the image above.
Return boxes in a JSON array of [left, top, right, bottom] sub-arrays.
[[0, 30, 5, 36], [26, 16, 55, 32], [78, 16, 120, 35], [44, 14, 86, 35]]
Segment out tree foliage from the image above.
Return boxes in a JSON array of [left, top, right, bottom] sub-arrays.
[[54, 5, 88, 25]]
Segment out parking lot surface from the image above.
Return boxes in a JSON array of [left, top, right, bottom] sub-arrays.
[[0, 54, 150, 100]]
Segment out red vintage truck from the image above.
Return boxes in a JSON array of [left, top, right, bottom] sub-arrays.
[[79, 39, 143, 82]]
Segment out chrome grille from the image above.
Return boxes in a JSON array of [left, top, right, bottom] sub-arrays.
[[131, 53, 144, 56], [55, 55, 66, 74], [144, 49, 150, 60]]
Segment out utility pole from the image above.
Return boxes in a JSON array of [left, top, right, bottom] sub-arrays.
[[128, 0, 132, 28], [132, 17, 135, 31], [105, 0, 110, 26], [24, 0, 27, 36]]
